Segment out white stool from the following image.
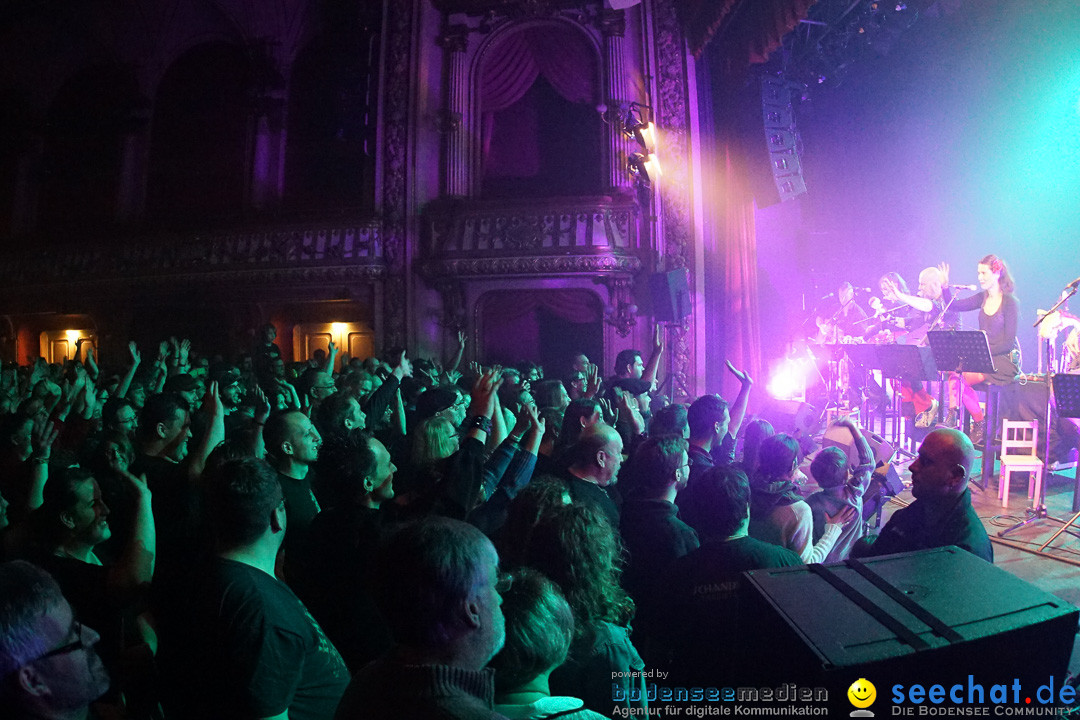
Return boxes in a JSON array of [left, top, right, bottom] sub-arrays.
[[998, 420, 1044, 508]]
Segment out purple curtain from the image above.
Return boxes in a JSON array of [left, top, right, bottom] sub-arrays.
[[479, 26, 598, 164], [481, 290, 602, 364]]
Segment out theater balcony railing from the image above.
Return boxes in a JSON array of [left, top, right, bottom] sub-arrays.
[[418, 195, 643, 279], [0, 219, 386, 302], [417, 195, 644, 335]]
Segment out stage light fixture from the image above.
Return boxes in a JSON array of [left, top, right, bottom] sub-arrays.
[[622, 102, 660, 189]]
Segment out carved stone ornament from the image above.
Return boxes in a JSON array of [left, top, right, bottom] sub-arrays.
[[596, 275, 637, 337], [381, 0, 415, 349], [419, 254, 641, 279], [651, 1, 696, 397]]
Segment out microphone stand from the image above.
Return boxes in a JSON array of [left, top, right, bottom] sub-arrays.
[[998, 283, 1080, 542]]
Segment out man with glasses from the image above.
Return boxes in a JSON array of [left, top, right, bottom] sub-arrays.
[[0, 560, 110, 720]]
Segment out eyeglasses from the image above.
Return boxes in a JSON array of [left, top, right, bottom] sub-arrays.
[[495, 571, 514, 594], [34, 621, 88, 663]]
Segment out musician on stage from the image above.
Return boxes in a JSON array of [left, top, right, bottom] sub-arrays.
[[881, 264, 959, 334], [867, 272, 920, 342], [943, 254, 1020, 446], [830, 282, 868, 340], [873, 270, 941, 427]]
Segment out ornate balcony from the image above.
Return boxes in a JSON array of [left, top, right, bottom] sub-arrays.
[[0, 219, 386, 295], [418, 195, 642, 279]]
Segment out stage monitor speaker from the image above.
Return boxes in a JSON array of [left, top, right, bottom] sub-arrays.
[[758, 399, 820, 441], [675, 547, 1078, 714], [649, 270, 691, 322], [822, 425, 895, 468]]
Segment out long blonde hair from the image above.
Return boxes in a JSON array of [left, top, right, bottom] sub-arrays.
[[411, 416, 458, 467]]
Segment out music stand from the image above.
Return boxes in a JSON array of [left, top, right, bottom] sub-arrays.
[[927, 331, 996, 490], [1032, 374, 1080, 551], [926, 331, 996, 375], [873, 344, 938, 381]]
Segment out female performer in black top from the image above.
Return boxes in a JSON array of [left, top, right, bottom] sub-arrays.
[[945, 254, 1019, 445]]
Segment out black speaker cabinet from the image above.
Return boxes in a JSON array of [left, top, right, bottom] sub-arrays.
[[649, 270, 691, 322], [733, 547, 1079, 713]]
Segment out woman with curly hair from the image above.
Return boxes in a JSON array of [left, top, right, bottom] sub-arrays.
[[515, 503, 645, 715]]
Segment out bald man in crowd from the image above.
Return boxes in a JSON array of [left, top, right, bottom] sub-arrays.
[[853, 428, 992, 562]]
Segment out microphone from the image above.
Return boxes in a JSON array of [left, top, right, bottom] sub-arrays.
[[1066, 276, 1080, 290], [854, 287, 874, 292], [820, 292, 835, 299], [950, 284, 978, 291]]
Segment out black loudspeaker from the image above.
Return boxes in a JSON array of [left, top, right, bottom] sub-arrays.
[[649, 270, 691, 322], [758, 399, 820, 440], [673, 547, 1078, 715]]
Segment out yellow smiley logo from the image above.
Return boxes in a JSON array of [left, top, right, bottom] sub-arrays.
[[848, 678, 876, 709]]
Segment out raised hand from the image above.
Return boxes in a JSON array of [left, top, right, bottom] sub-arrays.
[[938, 262, 950, 287], [725, 360, 753, 386], [457, 329, 467, 348], [128, 341, 141, 365], [652, 323, 665, 354], [252, 385, 271, 425], [31, 417, 59, 460], [584, 363, 602, 398], [468, 368, 504, 419]]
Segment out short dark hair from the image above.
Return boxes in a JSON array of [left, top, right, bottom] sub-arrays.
[[375, 517, 493, 647], [314, 392, 357, 440], [137, 393, 187, 440], [682, 466, 751, 540], [626, 435, 687, 497], [811, 446, 849, 489], [531, 380, 566, 410], [101, 397, 136, 428], [687, 394, 729, 437], [205, 458, 283, 548], [263, 409, 305, 459], [614, 350, 641, 376], [490, 568, 574, 693], [316, 430, 377, 506], [557, 399, 601, 452], [756, 433, 800, 482], [0, 561, 67, 679], [650, 403, 688, 437]]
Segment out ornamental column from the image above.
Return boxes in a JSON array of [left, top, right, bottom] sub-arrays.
[[438, 25, 470, 198], [601, 10, 632, 192]]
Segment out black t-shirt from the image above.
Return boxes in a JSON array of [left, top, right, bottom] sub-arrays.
[[295, 506, 393, 672], [161, 557, 350, 720]]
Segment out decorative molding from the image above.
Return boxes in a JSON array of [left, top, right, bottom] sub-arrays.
[[432, 277, 467, 331], [652, 0, 695, 399], [599, 9, 626, 38], [596, 275, 637, 337], [419, 253, 641, 278], [0, 221, 384, 286], [427, 197, 639, 254], [437, 24, 471, 53], [381, 0, 415, 349]]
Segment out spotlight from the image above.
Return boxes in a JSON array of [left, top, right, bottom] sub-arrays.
[[622, 102, 657, 153], [628, 152, 652, 187]]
